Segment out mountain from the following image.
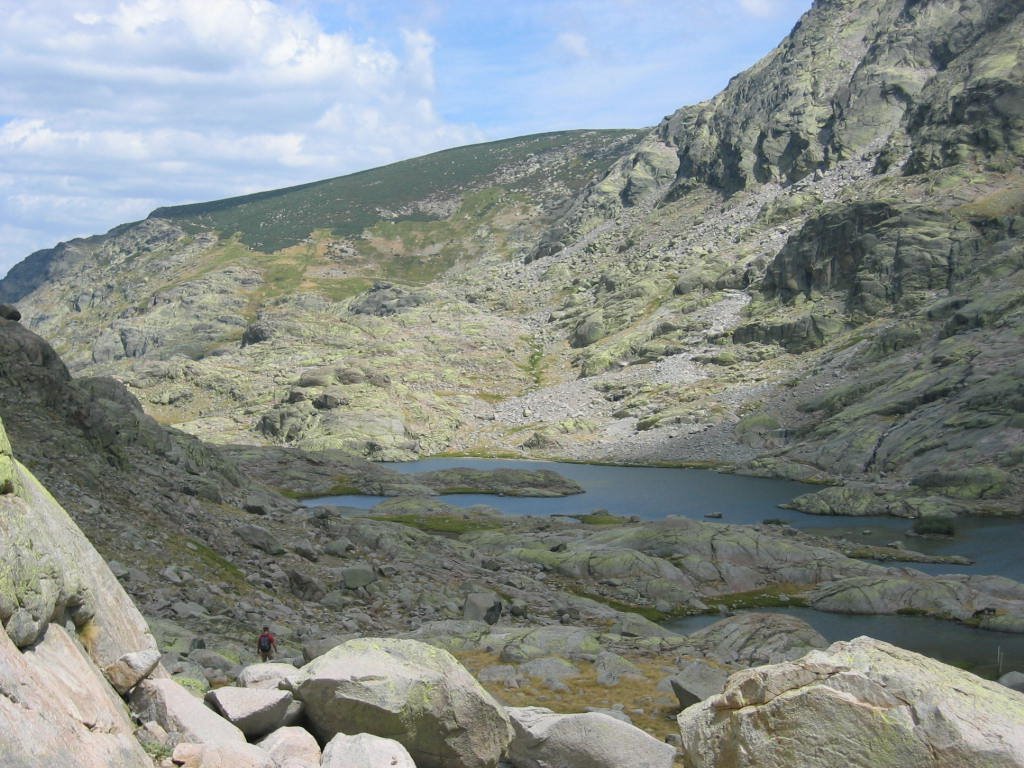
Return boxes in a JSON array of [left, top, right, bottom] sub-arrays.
[[2, 0, 1022, 521]]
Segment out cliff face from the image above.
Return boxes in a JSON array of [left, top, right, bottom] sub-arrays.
[[520, 0, 1024, 512], [0, 0, 1021, 512], [659, 0, 1023, 191]]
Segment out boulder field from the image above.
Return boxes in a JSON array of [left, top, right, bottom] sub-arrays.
[[3, 415, 1024, 766]]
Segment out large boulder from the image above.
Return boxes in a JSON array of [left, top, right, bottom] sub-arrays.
[[0, 418, 158, 664], [235, 524, 286, 555], [170, 742, 276, 768], [494, 625, 603, 661], [0, 419, 156, 768], [667, 659, 730, 708], [130, 678, 245, 745], [677, 636, 1024, 767], [507, 706, 676, 768], [236, 662, 299, 690], [464, 591, 503, 623], [290, 637, 513, 768], [204, 686, 294, 739], [321, 732, 417, 768], [257, 726, 321, 768]]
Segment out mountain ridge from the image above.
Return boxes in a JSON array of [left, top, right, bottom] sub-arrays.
[[1, 0, 1022, 516]]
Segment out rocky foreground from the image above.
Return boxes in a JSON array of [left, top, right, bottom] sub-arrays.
[[4, 416, 1024, 767]]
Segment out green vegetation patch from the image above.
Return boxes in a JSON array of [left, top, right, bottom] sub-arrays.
[[152, 130, 641, 253], [364, 513, 502, 535], [314, 277, 375, 302], [911, 518, 956, 536], [569, 509, 632, 525], [182, 539, 247, 590], [703, 584, 810, 610]]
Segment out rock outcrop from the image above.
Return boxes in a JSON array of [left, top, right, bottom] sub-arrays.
[[677, 636, 1024, 768], [507, 706, 676, 768]]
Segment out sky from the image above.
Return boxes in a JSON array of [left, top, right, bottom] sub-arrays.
[[0, 0, 812, 277]]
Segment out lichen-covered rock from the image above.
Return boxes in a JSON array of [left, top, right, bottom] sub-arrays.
[[680, 613, 828, 667], [0, 417, 21, 497], [290, 637, 513, 768], [677, 636, 1024, 768], [0, 417, 157, 664], [759, 203, 980, 316], [494, 625, 603, 662], [235, 524, 286, 555], [508, 706, 676, 768], [808, 573, 1024, 625]]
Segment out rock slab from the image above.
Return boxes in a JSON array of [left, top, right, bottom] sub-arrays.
[[131, 678, 245, 745], [257, 726, 322, 768], [204, 686, 294, 739], [507, 706, 676, 768], [677, 635, 1024, 768]]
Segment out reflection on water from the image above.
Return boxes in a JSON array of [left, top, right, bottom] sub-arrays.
[[665, 607, 1024, 679]]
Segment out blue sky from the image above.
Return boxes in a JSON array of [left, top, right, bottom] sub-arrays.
[[0, 0, 811, 277]]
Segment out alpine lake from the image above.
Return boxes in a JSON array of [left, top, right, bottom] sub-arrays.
[[305, 458, 1024, 678]]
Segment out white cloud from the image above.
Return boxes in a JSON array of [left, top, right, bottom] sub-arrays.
[[739, 0, 783, 17], [0, 0, 482, 275], [557, 31, 591, 59]]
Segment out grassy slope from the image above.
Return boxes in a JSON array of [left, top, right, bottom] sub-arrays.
[[153, 130, 642, 252]]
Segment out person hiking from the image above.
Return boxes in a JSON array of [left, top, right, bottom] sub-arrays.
[[257, 626, 278, 662]]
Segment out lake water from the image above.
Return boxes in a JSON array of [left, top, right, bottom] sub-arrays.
[[305, 458, 1024, 676]]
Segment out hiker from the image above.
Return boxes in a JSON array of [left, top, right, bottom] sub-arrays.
[[257, 626, 278, 661]]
